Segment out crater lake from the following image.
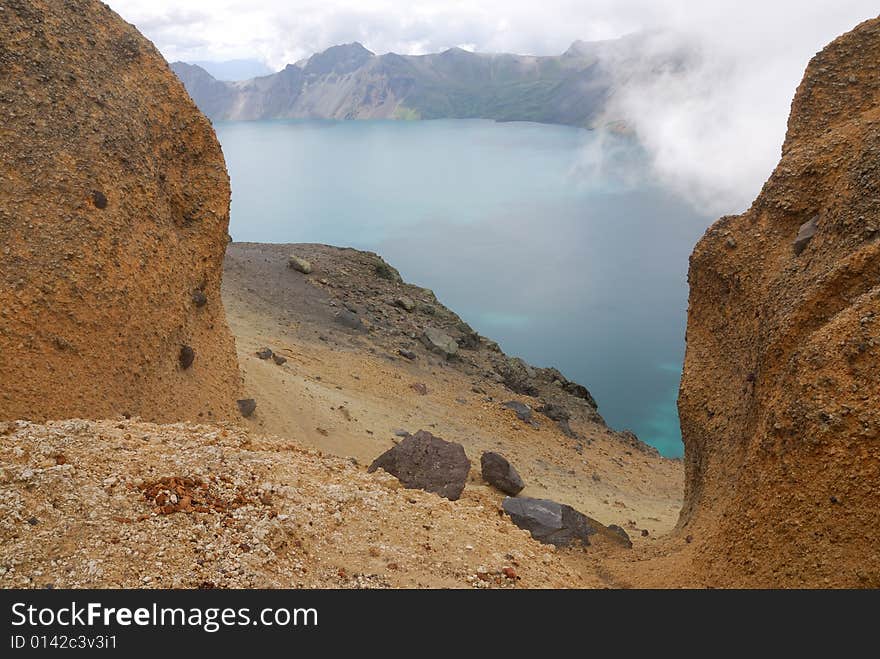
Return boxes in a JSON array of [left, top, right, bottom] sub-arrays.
[[216, 118, 712, 456]]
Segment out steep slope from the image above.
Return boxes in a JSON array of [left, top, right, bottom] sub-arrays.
[[170, 35, 683, 126], [677, 16, 880, 587], [0, 0, 240, 422]]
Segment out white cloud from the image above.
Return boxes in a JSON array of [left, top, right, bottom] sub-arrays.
[[107, 0, 878, 215]]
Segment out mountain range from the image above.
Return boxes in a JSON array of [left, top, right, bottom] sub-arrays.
[[171, 34, 691, 126]]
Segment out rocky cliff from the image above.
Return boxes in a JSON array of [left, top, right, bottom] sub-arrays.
[[0, 0, 240, 422], [678, 17, 880, 587]]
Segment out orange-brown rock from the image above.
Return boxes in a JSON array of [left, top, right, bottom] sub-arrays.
[[0, 0, 240, 422], [678, 17, 880, 587]]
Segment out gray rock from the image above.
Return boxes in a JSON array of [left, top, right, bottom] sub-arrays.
[[335, 310, 365, 331], [288, 255, 312, 274], [398, 349, 417, 360], [793, 215, 819, 255], [256, 347, 273, 360], [480, 451, 525, 495], [394, 296, 415, 312], [502, 497, 597, 547], [420, 327, 458, 358], [502, 400, 532, 422], [368, 430, 470, 500], [272, 353, 287, 365], [179, 345, 195, 369], [607, 524, 633, 548], [236, 398, 257, 417]]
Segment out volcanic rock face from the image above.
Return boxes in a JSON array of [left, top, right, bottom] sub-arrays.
[[0, 0, 240, 422], [678, 17, 880, 587]]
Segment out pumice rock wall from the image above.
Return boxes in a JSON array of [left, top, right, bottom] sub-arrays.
[[0, 0, 240, 422], [678, 17, 880, 587]]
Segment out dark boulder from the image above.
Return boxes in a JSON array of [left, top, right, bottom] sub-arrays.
[[179, 345, 195, 369], [368, 430, 470, 500], [398, 349, 417, 360], [91, 190, 107, 209], [502, 497, 597, 547], [256, 347, 273, 360], [480, 451, 525, 495], [272, 353, 287, 365], [236, 398, 257, 417]]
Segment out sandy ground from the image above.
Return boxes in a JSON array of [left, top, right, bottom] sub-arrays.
[[0, 243, 688, 589], [222, 243, 684, 543]]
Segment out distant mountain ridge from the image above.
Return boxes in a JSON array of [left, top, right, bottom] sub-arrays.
[[171, 34, 691, 127], [190, 58, 274, 81]]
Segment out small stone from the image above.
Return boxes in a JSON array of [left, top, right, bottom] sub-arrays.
[[502, 567, 517, 579], [256, 347, 273, 360], [398, 349, 417, 360], [410, 383, 428, 395], [480, 451, 525, 495], [502, 400, 532, 422], [726, 236, 737, 248], [27, 517, 38, 525], [334, 310, 365, 331], [287, 255, 312, 274], [420, 327, 458, 358], [191, 289, 207, 307], [641, 529, 650, 537], [91, 190, 107, 209], [793, 215, 819, 255], [179, 345, 195, 369], [272, 353, 287, 365], [236, 399, 257, 417]]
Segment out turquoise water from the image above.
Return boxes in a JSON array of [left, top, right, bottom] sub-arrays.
[[215, 119, 712, 457]]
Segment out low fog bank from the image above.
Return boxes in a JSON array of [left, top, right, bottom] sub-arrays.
[[601, 3, 878, 215]]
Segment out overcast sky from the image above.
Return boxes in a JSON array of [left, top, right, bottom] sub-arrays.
[[108, 0, 878, 214]]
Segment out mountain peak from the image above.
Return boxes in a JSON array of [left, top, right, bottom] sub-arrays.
[[304, 42, 375, 75]]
